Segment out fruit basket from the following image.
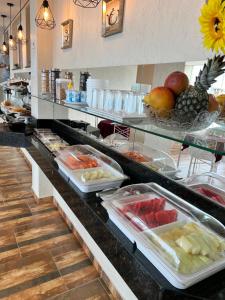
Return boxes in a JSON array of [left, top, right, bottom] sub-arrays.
[[144, 106, 220, 132], [144, 56, 224, 132], [184, 172, 225, 208], [102, 183, 225, 288]]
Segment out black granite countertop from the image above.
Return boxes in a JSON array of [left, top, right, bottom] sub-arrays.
[[0, 122, 32, 147], [20, 119, 225, 300]]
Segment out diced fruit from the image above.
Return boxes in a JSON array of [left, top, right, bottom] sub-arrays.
[[124, 151, 150, 163], [123, 198, 166, 216], [140, 212, 157, 228], [152, 222, 225, 274], [63, 154, 98, 170], [195, 187, 225, 206], [175, 236, 193, 254], [164, 71, 189, 96], [155, 210, 177, 226], [121, 198, 177, 229], [81, 169, 112, 182]]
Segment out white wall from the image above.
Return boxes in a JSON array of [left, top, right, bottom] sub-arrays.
[[71, 65, 138, 90], [52, 0, 207, 69]]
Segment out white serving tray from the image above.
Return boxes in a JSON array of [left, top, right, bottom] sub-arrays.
[[137, 221, 225, 289], [55, 157, 128, 193], [102, 184, 225, 289], [188, 183, 225, 208]]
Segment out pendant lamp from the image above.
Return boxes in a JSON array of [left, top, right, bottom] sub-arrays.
[[35, 0, 56, 30], [1, 15, 7, 54], [7, 3, 17, 51], [73, 0, 101, 8], [17, 0, 24, 42]]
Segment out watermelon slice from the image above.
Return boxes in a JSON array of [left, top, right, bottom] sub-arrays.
[[140, 212, 158, 228], [123, 197, 166, 216], [150, 198, 166, 212], [155, 210, 177, 226], [195, 187, 225, 206]]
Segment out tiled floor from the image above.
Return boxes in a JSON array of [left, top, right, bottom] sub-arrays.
[[0, 146, 113, 300], [169, 143, 225, 179]]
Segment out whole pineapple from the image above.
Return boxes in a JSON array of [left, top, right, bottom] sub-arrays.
[[175, 55, 225, 121]]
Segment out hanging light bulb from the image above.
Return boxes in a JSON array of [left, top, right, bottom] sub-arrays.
[[2, 42, 7, 53], [7, 3, 16, 50], [43, 6, 49, 22], [1, 15, 8, 54], [9, 35, 14, 47], [17, 0, 24, 41], [73, 0, 101, 8], [35, 0, 56, 30], [17, 24, 23, 40]]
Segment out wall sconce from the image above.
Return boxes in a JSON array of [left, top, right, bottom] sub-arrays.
[[35, 0, 56, 30], [73, 0, 101, 8]]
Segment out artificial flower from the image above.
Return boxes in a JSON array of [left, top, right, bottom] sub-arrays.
[[199, 0, 225, 53]]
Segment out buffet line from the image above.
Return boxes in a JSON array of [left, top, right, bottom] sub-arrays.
[[33, 127, 225, 290]]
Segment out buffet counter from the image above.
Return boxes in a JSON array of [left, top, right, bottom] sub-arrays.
[[19, 119, 225, 300]]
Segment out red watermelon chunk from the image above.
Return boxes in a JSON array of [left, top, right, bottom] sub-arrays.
[[140, 212, 158, 228], [122, 197, 166, 216], [119, 196, 178, 229], [155, 210, 177, 226], [195, 187, 225, 206], [150, 198, 166, 212]]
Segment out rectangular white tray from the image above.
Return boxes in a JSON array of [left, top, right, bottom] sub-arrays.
[[55, 157, 128, 193], [103, 186, 225, 289]]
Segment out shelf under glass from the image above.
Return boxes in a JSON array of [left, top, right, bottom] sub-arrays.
[[32, 94, 225, 156]]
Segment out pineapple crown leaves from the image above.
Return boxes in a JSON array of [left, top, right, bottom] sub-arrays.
[[195, 55, 225, 90]]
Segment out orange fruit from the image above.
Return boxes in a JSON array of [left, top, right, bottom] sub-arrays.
[[146, 87, 175, 117]]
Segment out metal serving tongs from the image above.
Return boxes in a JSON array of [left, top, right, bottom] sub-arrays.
[[148, 183, 225, 239]]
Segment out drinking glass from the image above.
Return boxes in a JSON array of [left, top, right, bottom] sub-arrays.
[[104, 90, 115, 113], [136, 92, 146, 114], [124, 91, 137, 114], [91, 88, 98, 108], [114, 90, 124, 113], [97, 89, 105, 110]]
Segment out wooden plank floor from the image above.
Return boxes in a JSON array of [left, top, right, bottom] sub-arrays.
[[0, 147, 113, 300]]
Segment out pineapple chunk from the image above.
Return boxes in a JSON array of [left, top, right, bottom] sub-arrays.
[[176, 236, 193, 254], [155, 222, 225, 274]]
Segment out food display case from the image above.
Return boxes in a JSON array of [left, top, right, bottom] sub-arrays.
[[55, 145, 128, 192], [117, 143, 178, 177], [34, 128, 69, 154], [102, 183, 225, 289], [184, 173, 225, 207]]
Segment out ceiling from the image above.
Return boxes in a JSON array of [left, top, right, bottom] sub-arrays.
[[0, 0, 27, 32]]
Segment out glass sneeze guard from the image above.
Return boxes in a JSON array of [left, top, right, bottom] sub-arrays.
[[32, 94, 225, 156]]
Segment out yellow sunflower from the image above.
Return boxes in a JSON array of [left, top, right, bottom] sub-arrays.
[[199, 0, 225, 53]]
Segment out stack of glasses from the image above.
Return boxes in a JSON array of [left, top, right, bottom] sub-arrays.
[[90, 89, 146, 115]]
